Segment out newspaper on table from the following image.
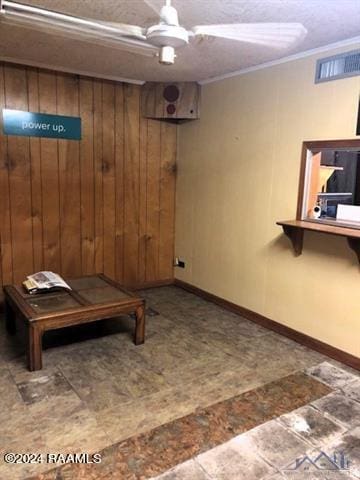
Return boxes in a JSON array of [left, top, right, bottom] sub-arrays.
[[23, 271, 71, 294]]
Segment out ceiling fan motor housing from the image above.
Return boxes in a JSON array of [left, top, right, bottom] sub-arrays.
[[146, 24, 189, 48], [146, 24, 189, 65]]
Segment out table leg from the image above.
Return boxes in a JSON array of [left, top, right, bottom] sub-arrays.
[[134, 305, 145, 345], [28, 324, 43, 371], [4, 299, 17, 335]]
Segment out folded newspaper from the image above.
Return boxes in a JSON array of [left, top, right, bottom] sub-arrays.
[[23, 271, 71, 294]]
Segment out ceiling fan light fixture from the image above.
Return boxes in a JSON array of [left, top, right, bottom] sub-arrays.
[[159, 45, 175, 65]]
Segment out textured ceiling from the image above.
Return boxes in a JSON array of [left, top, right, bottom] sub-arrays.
[[1, 0, 360, 83]]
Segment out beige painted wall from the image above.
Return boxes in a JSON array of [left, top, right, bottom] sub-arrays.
[[175, 43, 360, 357]]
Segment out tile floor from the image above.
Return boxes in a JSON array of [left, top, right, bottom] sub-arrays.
[[0, 286, 357, 479], [154, 361, 360, 480], [28, 372, 330, 479]]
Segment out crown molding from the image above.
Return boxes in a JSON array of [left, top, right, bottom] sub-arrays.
[[0, 56, 145, 85], [199, 36, 360, 85]]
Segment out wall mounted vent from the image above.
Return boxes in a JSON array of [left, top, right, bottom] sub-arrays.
[[315, 49, 360, 83]]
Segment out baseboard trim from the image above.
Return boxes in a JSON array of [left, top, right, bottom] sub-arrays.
[[174, 279, 360, 371], [128, 279, 174, 290]]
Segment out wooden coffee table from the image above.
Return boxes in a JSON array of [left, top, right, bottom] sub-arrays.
[[3, 274, 145, 371]]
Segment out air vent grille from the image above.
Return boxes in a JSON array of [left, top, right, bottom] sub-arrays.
[[315, 49, 360, 83]]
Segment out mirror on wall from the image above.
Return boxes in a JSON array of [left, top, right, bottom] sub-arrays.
[[303, 147, 360, 227]]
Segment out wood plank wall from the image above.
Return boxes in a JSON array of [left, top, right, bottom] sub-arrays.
[[0, 63, 177, 293]]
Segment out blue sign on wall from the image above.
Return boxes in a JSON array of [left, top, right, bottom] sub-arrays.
[[2, 109, 81, 140]]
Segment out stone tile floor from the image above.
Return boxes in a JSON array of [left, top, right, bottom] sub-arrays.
[[0, 286, 356, 479], [154, 361, 360, 480], [27, 372, 330, 479]]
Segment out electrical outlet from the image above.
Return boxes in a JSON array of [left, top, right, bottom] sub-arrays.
[[174, 257, 185, 268]]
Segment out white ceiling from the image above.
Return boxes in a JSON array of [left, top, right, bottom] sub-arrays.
[[1, 0, 360, 83]]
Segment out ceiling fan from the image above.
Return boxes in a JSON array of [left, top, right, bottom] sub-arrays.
[[0, 0, 308, 65]]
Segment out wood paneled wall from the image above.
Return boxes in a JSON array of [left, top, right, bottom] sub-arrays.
[[0, 63, 177, 291]]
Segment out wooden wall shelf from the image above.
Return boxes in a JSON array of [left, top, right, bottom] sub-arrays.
[[277, 219, 360, 263]]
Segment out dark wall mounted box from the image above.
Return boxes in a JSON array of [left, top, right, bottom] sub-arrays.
[[141, 82, 200, 121]]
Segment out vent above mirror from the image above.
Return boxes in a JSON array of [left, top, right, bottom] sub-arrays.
[[315, 49, 360, 83]]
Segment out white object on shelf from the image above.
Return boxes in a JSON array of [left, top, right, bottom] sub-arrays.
[[311, 205, 322, 219], [336, 204, 360, 223]]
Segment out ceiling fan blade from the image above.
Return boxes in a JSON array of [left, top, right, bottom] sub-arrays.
[[1, 1, 147, 38], [94, 22, 146, 40], [191, 23, 307, 49], [0, 0, 156, 55], [0, 17, 157, 57]]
